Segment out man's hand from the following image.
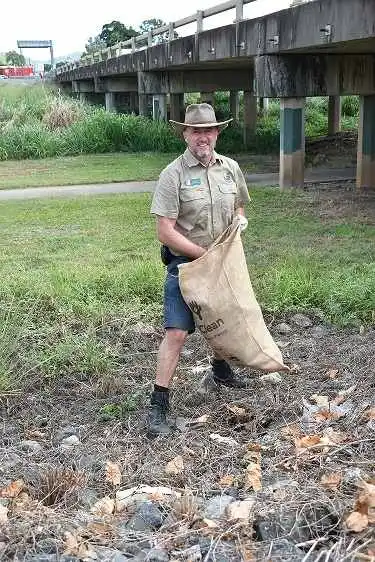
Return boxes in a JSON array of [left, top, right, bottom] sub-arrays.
[[235, 214, 248, 232]]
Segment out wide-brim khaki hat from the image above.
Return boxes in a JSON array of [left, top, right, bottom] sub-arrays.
[[170, 103, 232, 133]]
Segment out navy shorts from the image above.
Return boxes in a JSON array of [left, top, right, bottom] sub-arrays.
[[164, 256, 195, 334]]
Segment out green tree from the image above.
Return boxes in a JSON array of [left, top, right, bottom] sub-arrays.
[[99, 21, 137, 47], [139, 18, 177, 43], [5, 51, 26, 66], [82, 35, 107, 57]]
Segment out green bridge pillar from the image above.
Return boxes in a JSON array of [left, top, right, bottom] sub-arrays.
[[280, 97, 305, 189], [357, 95, 375, 189]]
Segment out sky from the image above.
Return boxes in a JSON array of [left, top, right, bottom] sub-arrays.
[[0, 0, 292, 62]]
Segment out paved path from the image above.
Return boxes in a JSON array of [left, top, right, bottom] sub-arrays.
[[0, 168, 356, 201]]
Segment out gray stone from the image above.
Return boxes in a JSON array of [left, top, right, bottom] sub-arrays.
[[265, 539, 305, 562], [95, 546, 128, 561], [146, 548, 170, 561], [127, 501, 164, 531], [20, 440, 43, 453], [24, 556, 58, 562], [275, 322, 292, 334], [61, 435, 80, 447], [291, 314, 313, 328], [55, 426, 80, 441], [260, 372, 282, 385], [309, 325, 329, 338], [117, 540, 152, 558], [78, 487, 99, 509], [202, 494, 234, 520]]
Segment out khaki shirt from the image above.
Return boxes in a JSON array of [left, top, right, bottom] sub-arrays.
[[151, 149, 250, 252]]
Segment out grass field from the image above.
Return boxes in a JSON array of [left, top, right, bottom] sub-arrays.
[[0, 153, 176, 189], [1, 187, 374, 391]]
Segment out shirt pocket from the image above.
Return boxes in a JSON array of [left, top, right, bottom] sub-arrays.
[[180, 187, 206, 202], [218, 183, 237, 195]]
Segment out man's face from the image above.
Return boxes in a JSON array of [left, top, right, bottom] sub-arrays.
[[183, 126, 219, 161]]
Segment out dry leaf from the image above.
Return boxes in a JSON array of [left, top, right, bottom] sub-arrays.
[[315, 410, 343, 422], [326, 368, 339, 379], [295, 435, 322, 449], [310, 394, 330, 408], [219, 475, 235, 487], [105, 461, 122, 486], [356, 482, 375, 524], [0, 504, 8, 524], [165, 455, 184, 475], [0, 479, 24, 498], [91, 495, 115, 516], [333, 385, 356, 405], [25, 430, 46, 439], [321, 472, 342, 490], [244, 462, 262, 492], [226, 499, 255, 521], [86, 521, 114, 538], [226, 404, 248, 421], [289, 363, 301, 374], [345, 511, 369, 533], [281, 423, 301, 439], [365, 408, 375, 421], [202, 518, 219, 528], [187, 414, 209, 426], [210, 433, 239, 447], [63, 531, 96, 559]]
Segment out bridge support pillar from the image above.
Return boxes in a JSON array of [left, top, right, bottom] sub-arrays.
[[259, 98, 269, 115], [243, 91, 257, 147], [328, 96, 341, 135], [280, 97, 305, 189], [170, 93, 184, 122], [139, 94, 149, 117], [129, 92, 138, 114], [229, 91, 240, 121], [105, 92, 117, 113], [200, 92, 215, 106], [357, 95, 375, 189], [79, 92, 89, 103], [152, 94, 167, 121]]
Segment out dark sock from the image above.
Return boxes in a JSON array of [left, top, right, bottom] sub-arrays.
[[154, 384, 169, 393]]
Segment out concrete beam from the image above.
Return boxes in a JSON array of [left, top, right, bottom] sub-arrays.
[[280, 98, 305, 189], [138, 69, 253, 95], [256, 54, 375, 98], [328, 96, 341, 135], [72, 79, 94, 93], [357, 95, 375, 190]]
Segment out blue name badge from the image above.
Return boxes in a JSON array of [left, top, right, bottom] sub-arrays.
[[190, 178, 201, 187]]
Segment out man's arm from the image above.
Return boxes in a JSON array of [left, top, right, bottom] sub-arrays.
[[156, 216, 206, 260]]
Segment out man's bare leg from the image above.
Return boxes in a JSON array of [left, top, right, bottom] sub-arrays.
[[148, 328, 187, 436]]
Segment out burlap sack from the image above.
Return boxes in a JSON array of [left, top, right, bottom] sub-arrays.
[[178, 220, 288, 372]]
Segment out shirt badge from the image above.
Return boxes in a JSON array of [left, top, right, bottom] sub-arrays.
[[190, 178, 202, 187]]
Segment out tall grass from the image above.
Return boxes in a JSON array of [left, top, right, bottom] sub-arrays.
[[0, 83, 360, 160]]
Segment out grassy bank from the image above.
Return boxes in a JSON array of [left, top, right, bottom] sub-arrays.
[[0, 188, 374, 391], [0, 153, 177, 189], [0, 83, 359, 161]]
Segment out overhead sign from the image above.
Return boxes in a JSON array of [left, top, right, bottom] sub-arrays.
[[17, 40, 53, 49]]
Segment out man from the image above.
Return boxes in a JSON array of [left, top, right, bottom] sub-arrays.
[[149, 103, 250, 436]]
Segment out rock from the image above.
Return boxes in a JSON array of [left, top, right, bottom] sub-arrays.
[[202, 494, 234, 520], [262, 539, 305, 562], [117, 540, 152, 558], [171, 545, 200, 561], [275, 322, 292, 334], [310, 325, 329, 338], [24, 556, 59, 562], [127, 501, 164, 531], [20, 440, 43, 453], [197, 372, 218, 395], [291, 314, 313, 328], [146, 548, 170, 561], [78, 488, 99, 509], [260, 372, 282, 385], [55, 426, 80, 441], [61, 435, 80, 449], [95, 546, 128, 561]]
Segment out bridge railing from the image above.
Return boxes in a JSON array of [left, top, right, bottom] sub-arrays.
[[56, 0, 259, 75]]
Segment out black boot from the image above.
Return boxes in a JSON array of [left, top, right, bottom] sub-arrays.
[[147, 391, 172, 437], [211, 359, 247, 389]]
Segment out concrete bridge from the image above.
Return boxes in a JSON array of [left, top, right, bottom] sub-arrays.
[[55, 0, 375, 190]]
